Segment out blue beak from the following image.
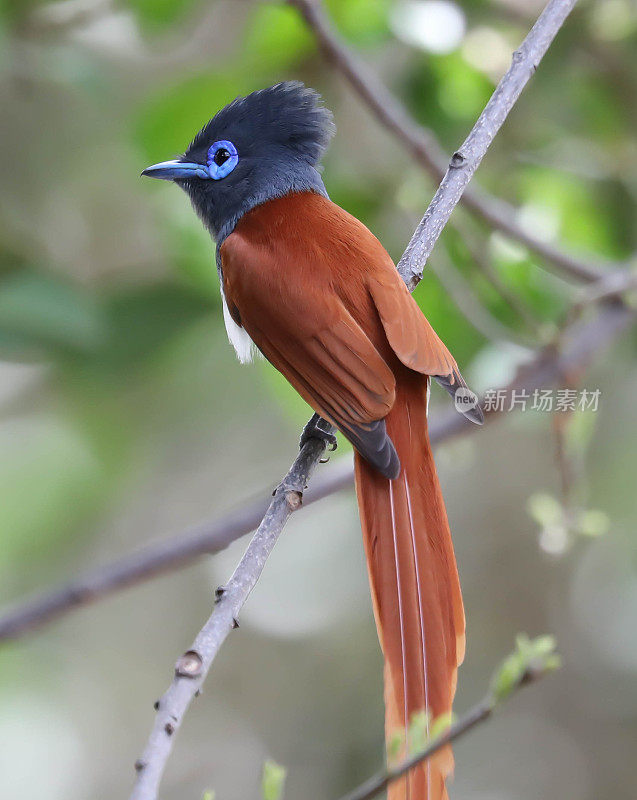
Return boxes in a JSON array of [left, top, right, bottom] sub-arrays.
[[141, 159, 210, 181]]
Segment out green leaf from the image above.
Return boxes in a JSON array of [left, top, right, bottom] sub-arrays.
[[387, 728, 405, 763], [490, 634, 561, 704], [202, 791, 215, 800], [262, 759, 287, 800], [429, 711, 455, 742], [407, 710, 430, 755]]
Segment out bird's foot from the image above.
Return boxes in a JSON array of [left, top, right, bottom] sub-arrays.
[[300, 413, 338, 451]]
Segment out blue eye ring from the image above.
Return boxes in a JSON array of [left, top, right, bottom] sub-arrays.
[[207, 140, 238, 180]]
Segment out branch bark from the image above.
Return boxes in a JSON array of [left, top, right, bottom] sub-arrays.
[[288, 0, 617, 285], [129, 437, 327, 800]]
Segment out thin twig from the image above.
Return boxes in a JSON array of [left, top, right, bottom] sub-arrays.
[[288, 0, 615, 284], [396, 0, 579, 288], [128, 313, 632, 797], [337, 637, 559, 800], [130, 437, 326, 800], [0, 457, 353, 641], [338, 699, 492, 800], [573, 267, 637, 309]]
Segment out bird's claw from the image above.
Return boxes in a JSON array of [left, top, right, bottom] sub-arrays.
[[300, 413, 338, 452]]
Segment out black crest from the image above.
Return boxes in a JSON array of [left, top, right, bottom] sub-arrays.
[[185, 82, 335, 166]]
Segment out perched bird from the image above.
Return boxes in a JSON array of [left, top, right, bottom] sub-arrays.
[[143, 82, 482, 800]]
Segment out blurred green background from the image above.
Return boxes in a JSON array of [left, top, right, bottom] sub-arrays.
[[0, 0, 636, 798]]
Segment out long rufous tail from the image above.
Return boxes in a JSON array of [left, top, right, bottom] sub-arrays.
[[354, 377, 465, 800]]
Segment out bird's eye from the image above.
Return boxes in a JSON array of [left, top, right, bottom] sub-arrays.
[[213, 148, 230, 166], [207, 140, 238, 180]]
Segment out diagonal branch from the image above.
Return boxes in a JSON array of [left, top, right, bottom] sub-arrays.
[[130, 437, 328, 800], [397, 0, 579, 289], [288, 0, 616, 284], [7, 3, 608, 796], [337, 634, 560, 800], [341, 697, 493, 800], [0, 457, 353, 641]]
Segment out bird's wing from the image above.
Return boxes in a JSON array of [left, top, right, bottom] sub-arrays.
[[367, 269, 484, 424], [219, 228, 399, 475], [366, 270, 458, 379]]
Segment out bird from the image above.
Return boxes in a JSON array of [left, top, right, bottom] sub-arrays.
[[142, 82, 483, 800]]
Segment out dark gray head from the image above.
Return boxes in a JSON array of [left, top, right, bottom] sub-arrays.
[[142, 82, 335, 244]]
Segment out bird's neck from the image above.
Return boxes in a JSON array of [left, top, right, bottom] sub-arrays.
[[189, 163, 328, 249]]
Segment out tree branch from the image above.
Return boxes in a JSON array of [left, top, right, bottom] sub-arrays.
[[288, 0, 617, 285], [339, 699, 492, 800], [337, 634, 560, 800], [397, 0, 579, 289], [0, 457, 353, 641], [573, 267, 637, 308], [128, 323, 632, 798], [129, 437, 327, 800]]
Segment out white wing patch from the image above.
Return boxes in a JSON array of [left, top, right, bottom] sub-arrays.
[[220, 288, 260, 364]]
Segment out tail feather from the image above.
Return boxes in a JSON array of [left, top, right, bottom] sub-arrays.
[[354, 376, 464, 800]]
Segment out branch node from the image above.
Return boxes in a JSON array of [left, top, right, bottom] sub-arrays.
[[134, 760, 146, 773], [153, 699, 160, 711], [214, 586, 226, 603], [164, 722, 175, 736], [285, 490, 303, 511], [232, 617, 240, 629], [449, 151, 466, 168], [175, 649, 203, 678]]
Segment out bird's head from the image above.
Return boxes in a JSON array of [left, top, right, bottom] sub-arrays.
[[142, 82, 335, 243]]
